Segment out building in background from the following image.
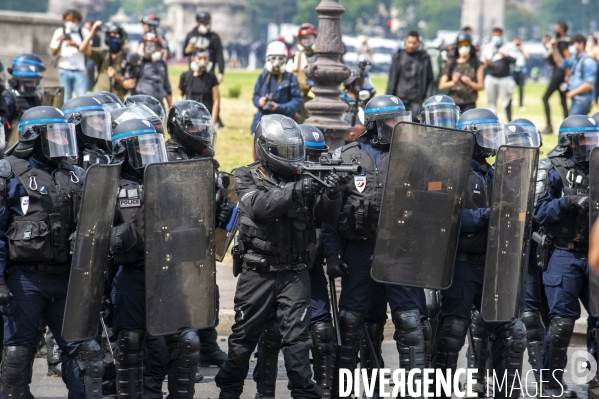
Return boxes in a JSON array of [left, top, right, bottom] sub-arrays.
[[460, 0, 505, 44]]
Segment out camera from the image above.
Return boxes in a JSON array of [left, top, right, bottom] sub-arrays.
[[261, 94, 275, 113], [123, 53, 143, 79]]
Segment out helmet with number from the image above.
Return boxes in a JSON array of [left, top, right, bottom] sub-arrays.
[[510, 118, 541, 147], [125, 95, 165, 122], [16, 106, 77, 163], [111, 104, 164, 135], [112, 119, 167, 176], [456, 108, 503, 157], [255, 115, 305, 177], [299, 124, 328, 162], [62, 95, 112, 150], [363, 95, 411, 145], [8, 53, 45, 97], [420, 94, 460, 129], [265, 41, 288, 73], [558, 115, 599, 162], [167, 100, 214, 157]]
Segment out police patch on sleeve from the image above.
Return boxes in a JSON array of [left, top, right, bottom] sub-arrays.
[[354, 176, 366, 193], [20, 196, 29, 214]]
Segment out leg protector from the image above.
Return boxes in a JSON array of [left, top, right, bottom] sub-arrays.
[[167, 328, 200, 399], [338, 309, 363, 373], [544, 317, 576, 394], [521, 311, 545, 383], [392, 309, 425, 398], [257, 320, 281, 398], [311, 321, 335, 399], [75, 338, 105, 399], [2, 345, 35, 399], [466, 309, 491, 389], [432, 317, 470, 373], [115, 330, 145, 399], [494, 319, 527, 398], [422, 319, 432, 368]]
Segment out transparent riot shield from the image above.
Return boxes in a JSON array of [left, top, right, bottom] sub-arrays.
[[42, 87, 65, 108], [63, 163, 122, 342], [481, 145, 539, 322], [371, 122, 475, 289], [215, 171, 240, 262], [589, 147, 599, 317], [144, 159, 216, 335]]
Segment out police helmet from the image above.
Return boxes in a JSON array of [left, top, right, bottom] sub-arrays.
[[363, 95, 411, 145], [125, 95, 165, 121], [299, 124, 328, 163], [510, 118, 541, 147], [167, 100, 214, 157], [255, 115, 304, 177], [456, 108, 503, 157], [420, 94, 460, 129], [17, 106, 77, 162], [102, 22, 128, 52], [86, 92, 124, 112], [62, 96, 112, 145], [558, 115, 599, 162], [501, 123, 535, 147], [112, 119, 167, 172], [196, 11, 211, 23], [112, 104, 164, 135], [8, 53, 45, 97]]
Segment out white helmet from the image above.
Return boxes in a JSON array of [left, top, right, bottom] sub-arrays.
[[265, 41, 288, 73]]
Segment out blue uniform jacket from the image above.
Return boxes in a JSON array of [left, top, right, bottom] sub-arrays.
[[461, 160, 492, 234]]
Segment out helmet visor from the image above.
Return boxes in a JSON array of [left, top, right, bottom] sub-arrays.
[[459, 121, 503, 151], [267, 135, 304, 161], [498, 127, 540, 148], [571, 132, 599, 162], [102, 102, 121, 112], [125, 134, 168, 169], [115, 105, 157, 124], [81, 110, 112, 140], [18, 78, 43, 97], [422, 105, 460, 129], [43, 123, 78, 159], [376, 114, 411, 145], [517, 124, 541, 147], [182, 117, 213, 145]]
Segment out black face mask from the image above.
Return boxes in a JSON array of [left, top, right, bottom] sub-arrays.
[[555, 30, 561, 39]]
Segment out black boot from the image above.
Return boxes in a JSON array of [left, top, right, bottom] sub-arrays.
[[493, 319, 526, 398], [198, 327, 227, 367], [467, 310, 491, 395], [431, 317, 470, 399]]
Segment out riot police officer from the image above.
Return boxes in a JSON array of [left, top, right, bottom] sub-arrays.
[[321, 94, 427, 397], [215, 114, 343, 399], [419, 94, 461, 129], [86, 91, 124, 112], [0, 106, 104, 399], [111, 104, 164, 135], [125, 93, 166, 122], [534, 115, 599, 398], [62, 96, 113, 169]]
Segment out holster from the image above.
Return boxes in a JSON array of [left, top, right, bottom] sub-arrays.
[[232, 235, 244, 277], [535, 235, 553, 271]]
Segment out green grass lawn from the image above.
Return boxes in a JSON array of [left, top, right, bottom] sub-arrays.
[[168, 64, 598, 172]]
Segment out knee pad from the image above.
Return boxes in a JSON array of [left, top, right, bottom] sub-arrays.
[[522, 311, 545, 342], [117, 330, 145, 361], [433, 317, 469, 371], [2, 345, 35, 399], [338, 309, 363, 369], [497, 319, 527, 353], [75, 339, 105, 377], [470, 309, 490, 339], [311, 321, 334, 357], [168, 328, 200, 399], [392, 309, 424, 347], [169, 328, 200, 364]]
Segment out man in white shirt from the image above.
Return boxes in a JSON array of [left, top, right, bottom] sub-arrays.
[[50, 9, 89, 101]]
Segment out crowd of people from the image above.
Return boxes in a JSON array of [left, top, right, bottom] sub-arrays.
[[0, 8, 597, 399]]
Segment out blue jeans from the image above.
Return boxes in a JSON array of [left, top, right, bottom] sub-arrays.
[[570, 96, 592, 115], [58, 68, 87, 101]]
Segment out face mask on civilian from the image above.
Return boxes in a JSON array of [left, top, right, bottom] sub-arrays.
[[458, 45, 471, 56], [492, 36, 502, 47], [65, 21, 79, 33], [151, 52, 162, 62], [569, 45, 578, 57], [198, 24, 209, 35]]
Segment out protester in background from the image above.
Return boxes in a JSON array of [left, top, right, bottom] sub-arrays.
[[553, 33, 598, 115], [133, 32, 172, 109], [513, 37, 530, 111], [439, 30, 483, 112], [183, 11, 224, 83], [386, 30, 434, 116], [286, 23, 317, 124], [542, 22, 570, 134], [250, 41, 302, 135], [481, 27, 517, 121], [50, 9, 89, 101], [357, 36, 373, 63], [139, 14, 172, 60], [83, 21, 100, 92], [587, 34, 599, 60], [178, 50, 220, 124]]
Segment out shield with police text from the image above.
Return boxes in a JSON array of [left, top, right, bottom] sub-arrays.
[[371, 122, 475, 289], [145, 159, 216, 335], [63, 163, 121, 342], [215, 171, 240, 262], [589, 147, 599, 317], [481, 145, 538, 322]]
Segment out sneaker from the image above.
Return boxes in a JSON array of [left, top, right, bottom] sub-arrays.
[[47, 364, 61, 377], [195, 369, 204, 383]]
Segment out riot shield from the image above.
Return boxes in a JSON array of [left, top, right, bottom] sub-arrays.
[[481, 145, 538, 322], [42, 87, 65, 108], [371, 122, 475, 289], [63, 163, 122, 342], [215, 171, 240, 262], [589, 148, 599, 317], [144, 159, 216, 335]]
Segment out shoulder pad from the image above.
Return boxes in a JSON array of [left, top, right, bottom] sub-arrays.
[[0, 159, 12, 179], [547, 145, 568, 158], [538, 157, 551, 170]]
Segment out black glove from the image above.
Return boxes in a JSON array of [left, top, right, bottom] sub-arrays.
[[569, 195, 589, 213], [295, 176, 322, 199], [326, 252, 349, 278], [0, 276, 12, 305], [323, 172, 347, 196], [218, 203, 233, 227], [69, 231, 77, 255]]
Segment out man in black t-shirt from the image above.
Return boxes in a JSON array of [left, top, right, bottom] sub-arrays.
[[178, 50, 220, 124], [542, 21, 570, 134]]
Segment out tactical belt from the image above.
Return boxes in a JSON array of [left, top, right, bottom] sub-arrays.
[[11, 263, 70, 275], [456, 253, 486, 264], [242, 253, 307, 272]]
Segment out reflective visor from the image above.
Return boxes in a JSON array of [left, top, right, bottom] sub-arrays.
[[81, 110, 112, 140], [458, 120, 503, 151], [183, 118, 213, 144], [571, 132, 599, 162], [422, 105, 460, 129], [267, 135, 304, 161], [43, 123, 78, 159], [125, 134, 168, 169], [516, 124, 541, 147]]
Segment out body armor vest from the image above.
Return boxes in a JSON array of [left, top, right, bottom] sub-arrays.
[[457, 165, 492, 254], [337, 142, 389, 242], [237, 163, 316, 269], [79, 145, 111, 170], [111, 178, 145, 267], [5, 156, 84, 266], [546, 156, 589, 251], [166, 139, 191, 161]]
